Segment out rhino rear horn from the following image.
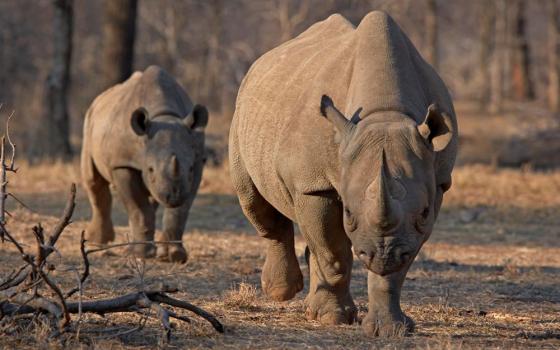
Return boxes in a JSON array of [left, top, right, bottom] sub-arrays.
[[319, 95, 356, 138], [131, 107, 150, 136], [184, 104, 209, 130], [417, 104, 453, 152]]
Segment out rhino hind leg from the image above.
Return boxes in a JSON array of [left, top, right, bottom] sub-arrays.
[[112, 168, 157, 259], [83, 158, 115, 244], [295, 194, 357, 325], [241, 188, 303, 302]]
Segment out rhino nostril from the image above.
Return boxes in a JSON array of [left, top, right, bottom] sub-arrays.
[[357, 250, 374, 266], [400, 252, 411, 263]]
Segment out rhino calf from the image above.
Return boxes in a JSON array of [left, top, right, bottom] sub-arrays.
[[81, 65, 208, 263], [229, 12, 457, 335]]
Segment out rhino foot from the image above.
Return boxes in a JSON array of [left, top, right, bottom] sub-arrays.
[[156, 244, 188, 264], [304, 290, 357, 325], [128, 243, 156, 259], [261, 246, 303, 301], [261, 275, 303, 301], [85, 221, 115, 244], [361, 309, 414, 337]]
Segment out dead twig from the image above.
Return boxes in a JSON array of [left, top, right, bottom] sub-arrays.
[[85, 240, 182, 255], [65, 231, 89, 298], [0, 169, 224, 344]]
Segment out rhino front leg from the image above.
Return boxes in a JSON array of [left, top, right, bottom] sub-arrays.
[[295, 194, 356, 325], [112, 168, 156, 258], [157, 202, 190, 263], [362, 261, 415, 336]]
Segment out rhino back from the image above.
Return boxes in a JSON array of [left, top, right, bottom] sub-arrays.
[[232, 11, 457, 213], [84, 66, 194, 181], [233, 14, 357, 212]]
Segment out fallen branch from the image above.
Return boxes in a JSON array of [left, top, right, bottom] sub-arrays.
[[1, 290, 224, 332], [0, 180, 224, 343]]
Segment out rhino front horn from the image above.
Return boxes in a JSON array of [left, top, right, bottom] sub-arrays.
[[365, 151, 403, 233]]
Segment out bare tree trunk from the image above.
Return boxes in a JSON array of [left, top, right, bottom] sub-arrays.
[[510, 0, 534, 101], [273, 0, 309, 44], [425, 0, 438, 70], [102, 0, 137, 87], [200, 0, 224, 112], [478, 1, 494, 111], [548, 0, 560, 112], [490, 0, 507, 113], [34, 0, 73, 160]]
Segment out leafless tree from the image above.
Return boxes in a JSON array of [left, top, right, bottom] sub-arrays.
[[102, 0, 138, 87], [424, 0, 438, 70], [548, 0, 560, 112], [478, 1, 495, 110], [268, 0, 310, 44], [200, 0, 225, 109], [510, 0, 534, 101], [490, 0, 508, 113], [32, 0, 73, 160]]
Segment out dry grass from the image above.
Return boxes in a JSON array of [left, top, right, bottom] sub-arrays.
[[446, 164, 560, 209], [223, 282, 260, 310]]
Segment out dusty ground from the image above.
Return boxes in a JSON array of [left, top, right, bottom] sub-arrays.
[[1, 107, 560, 349]]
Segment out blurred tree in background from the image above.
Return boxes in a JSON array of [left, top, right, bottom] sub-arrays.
[[0, 0, 558, 160], [30, 0, 74, 161], [102, 0, 138, 88]]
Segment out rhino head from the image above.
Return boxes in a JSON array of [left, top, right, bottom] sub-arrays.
[[320, 95, 453, 276], [130, 105, 208, 208]]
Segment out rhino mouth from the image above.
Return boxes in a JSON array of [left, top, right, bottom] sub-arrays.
[[162, 193, 186, 208], [366, 259, 407, 276], [355, 247, 411, 276]]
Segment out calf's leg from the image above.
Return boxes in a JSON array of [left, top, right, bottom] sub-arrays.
[[112, 168, 156, 258], [157, 203, 190, 263]]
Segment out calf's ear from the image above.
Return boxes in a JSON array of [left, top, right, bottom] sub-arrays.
[[417, 104, 453, 152], [184, 104, 209, 130], [131, 107, 150, 135]]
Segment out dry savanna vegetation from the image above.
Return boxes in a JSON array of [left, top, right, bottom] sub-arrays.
[[0, 106, 559, 349], [2, 0, 560, 348]]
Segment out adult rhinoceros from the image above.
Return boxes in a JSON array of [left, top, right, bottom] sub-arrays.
[[229, 11, 457, 335], [82, 65, 208, 263]]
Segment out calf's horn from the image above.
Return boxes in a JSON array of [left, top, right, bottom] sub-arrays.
[[171, 154, 179, 177]]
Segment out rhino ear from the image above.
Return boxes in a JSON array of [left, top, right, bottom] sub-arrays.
[[184, 104, 208, 130], [319, 95, 356, 139], [131, 107, 150, 136], [417, 104, 453, 152]]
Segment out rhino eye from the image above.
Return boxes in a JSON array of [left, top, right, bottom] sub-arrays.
[[421, 207, 429, 219], [415, 206, 430, 233], [343, 207, 357, 232]]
